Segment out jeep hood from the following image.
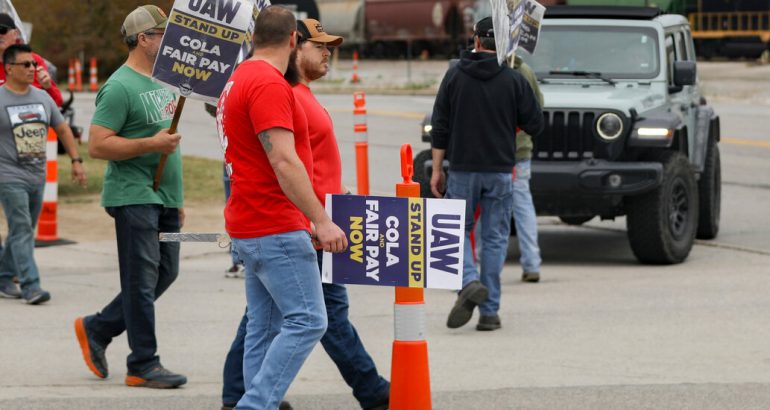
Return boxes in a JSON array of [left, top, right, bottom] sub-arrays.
[[541, 82, 668, 115]]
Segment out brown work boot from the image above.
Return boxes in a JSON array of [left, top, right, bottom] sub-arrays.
[[476, 314, 502, 331], [446, 280, 488, 329], [522, 272, 540, 283]]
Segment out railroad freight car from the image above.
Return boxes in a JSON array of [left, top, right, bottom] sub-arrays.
[[317, 0, 564, 57]]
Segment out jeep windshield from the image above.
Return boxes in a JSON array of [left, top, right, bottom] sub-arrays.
[[520, 26, 660, 80]]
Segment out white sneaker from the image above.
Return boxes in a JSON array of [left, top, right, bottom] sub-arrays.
[[224, 264, 245, 279]]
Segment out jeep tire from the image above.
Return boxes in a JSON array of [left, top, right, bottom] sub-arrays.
[[626, 152, 699, 264], [559, 216, 594, 226], [696, 139, 721, 239], [413, 149, 435, 198]]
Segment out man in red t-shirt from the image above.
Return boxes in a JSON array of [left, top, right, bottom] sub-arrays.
[[294, 18, 391, 408], [0, 13, 63, 107], [216, 7, 347, 409], [219, 19, 391, 410]]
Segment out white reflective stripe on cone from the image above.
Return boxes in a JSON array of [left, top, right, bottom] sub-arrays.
[[46, 141, 58, 161], [394, 303, 426, 341], [43, 182, 58, 202]]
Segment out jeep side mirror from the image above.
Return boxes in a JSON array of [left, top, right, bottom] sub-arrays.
[[673, 61, 697, 87]]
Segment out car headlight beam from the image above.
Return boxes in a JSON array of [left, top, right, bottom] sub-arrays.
[[596, 113, 623, 141], [423, 124, 433, 134]]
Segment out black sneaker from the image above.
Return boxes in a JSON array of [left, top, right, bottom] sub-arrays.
[[126, 365, 187, 389], [446, 280, 488, 329], [22, 286, 50, 305], [365, 401, 388, 410], [522, 272, 540, 283], [74, 317, 109, 378], [0, 281, 21, 299], [476, 314, 501, 331], [364, 389, 389, 410]]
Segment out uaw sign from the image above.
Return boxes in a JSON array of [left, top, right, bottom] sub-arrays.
[[491, 0, 546, 64], [322, 194, 465, 290], [152, 0, 255, 102]]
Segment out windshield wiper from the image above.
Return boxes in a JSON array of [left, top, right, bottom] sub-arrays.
[[548, 70, 616, 85]]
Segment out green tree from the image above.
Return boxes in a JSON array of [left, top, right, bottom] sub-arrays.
[[15, 0, 174, 83]]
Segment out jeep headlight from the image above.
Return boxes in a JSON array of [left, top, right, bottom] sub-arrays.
[[636, 127, 673, 138], [596, 113, 623, 140], [423, 124, 432, 135]]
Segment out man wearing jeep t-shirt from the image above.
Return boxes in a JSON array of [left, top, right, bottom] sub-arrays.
[[0, 44, 85, 304]]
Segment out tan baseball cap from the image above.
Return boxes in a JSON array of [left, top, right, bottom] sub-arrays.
[[121, 5, 168, 37], [298, 19, 343, 47]]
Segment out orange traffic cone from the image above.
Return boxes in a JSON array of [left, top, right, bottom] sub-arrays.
[[74, 58, 83, 92], [353, 91, 369, 195], [67, 59, 75, 91], [351, 50, 360, 84], [390, 144, 432, 410], [88, 57, 98, 92], [36, 128, 60, 242]]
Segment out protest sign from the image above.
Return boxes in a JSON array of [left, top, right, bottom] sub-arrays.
[[322, 194, 465, 290], [0, 0, 27, 42], [152, 0, 268, 190], [518, 0, 545, 55], [490, 0, 546, 64], [152, 0, 256, 102]]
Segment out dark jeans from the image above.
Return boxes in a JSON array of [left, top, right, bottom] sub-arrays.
[[222, 250, 390, 408], [224, 165, 238, 266], [86, 205, 180, 374]]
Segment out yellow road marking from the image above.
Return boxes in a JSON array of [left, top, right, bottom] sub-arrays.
[[327, 107, 425, 120], [722, 137, 770, 149], [326, 108, 770, 148]]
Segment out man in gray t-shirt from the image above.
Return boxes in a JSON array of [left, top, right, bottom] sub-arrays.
[[0, 44, 86, 304]]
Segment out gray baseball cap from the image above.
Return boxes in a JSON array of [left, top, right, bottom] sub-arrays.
[[121, 5, 168, 37]]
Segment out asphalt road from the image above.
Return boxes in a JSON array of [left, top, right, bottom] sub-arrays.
[[4, 62, 767, 409], [71, 82, 770, 255]]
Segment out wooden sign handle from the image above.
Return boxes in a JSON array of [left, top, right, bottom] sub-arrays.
[[153, 96, 186, 191]]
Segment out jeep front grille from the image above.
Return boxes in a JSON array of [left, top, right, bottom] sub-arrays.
[[534, 110, 603, 161]]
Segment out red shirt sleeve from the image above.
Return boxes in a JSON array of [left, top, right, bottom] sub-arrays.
[[248, 81, 294, 135], [33, 53, 63, 107]]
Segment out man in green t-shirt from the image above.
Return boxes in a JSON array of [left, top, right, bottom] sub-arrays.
[[73, 5, 187, 389]]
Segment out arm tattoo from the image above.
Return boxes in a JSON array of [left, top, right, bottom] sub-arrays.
[[258, 130, 273, 153]]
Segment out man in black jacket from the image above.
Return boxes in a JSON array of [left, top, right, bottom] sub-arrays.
[[430, 17, 544, 331]]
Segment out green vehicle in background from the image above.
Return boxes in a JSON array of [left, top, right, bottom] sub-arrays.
[[415, 6, 722, 264]]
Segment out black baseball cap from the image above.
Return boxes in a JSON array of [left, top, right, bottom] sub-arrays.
[[0, 13, 17, 29], [474, 17, 494, 38]]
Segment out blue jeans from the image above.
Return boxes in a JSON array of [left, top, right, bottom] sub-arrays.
[[446, 171, 513, 316], [512, 160, 541, 273], [223, 251, 389, 408], [0, 182, 45, 290], [85, 205, 180, 374], [233, 231, 328, 410]]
